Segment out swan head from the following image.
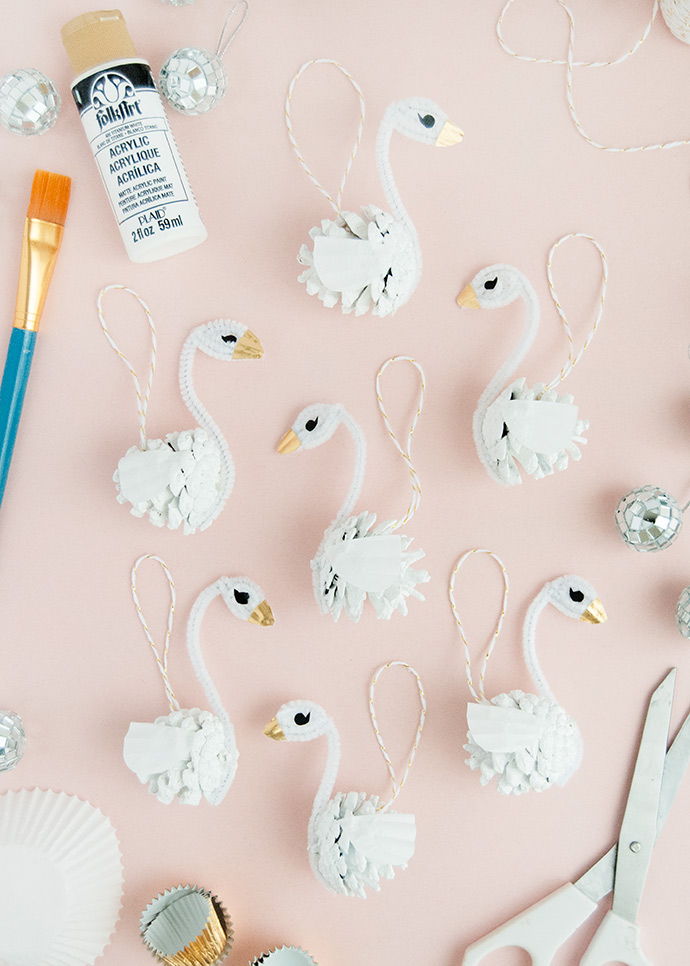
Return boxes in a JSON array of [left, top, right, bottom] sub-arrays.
[[544, 575, 607, 624], [277, 403, 348, 455], [217, 576, 274, 625], [386, 97, 463, 147], [264, 700, 333, 742], [188, 319, 264, 360], [457, 264, 528, 310]]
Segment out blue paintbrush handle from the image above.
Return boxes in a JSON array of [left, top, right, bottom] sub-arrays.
[[0, 326, 37, 508]]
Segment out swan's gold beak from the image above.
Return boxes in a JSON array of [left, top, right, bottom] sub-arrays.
[[436, 120, 464, 147], [264, 717, 285, 741], [580, 598, 607, 624], [457, 283, 480, 308], [249, 600, 274, 626], [277, 428, 301, 454], [233, 329, 264, 360]]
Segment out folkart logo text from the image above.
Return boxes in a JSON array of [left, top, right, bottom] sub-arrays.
[[91, 71, 142, 130]]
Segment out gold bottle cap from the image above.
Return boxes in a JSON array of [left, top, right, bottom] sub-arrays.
[[61, 9, 136, 76]]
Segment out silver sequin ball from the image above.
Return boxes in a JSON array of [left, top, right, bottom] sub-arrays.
[[159, 47, 227, 115], [0, 711, 26, 772], [615, 484, 683, 552], [677, 586, 690, 638], [0, 69, 60, 136]]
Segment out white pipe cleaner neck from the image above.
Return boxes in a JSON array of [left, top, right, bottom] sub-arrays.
[[376, 109, 421, 282], [307, 720, 341, 848], [522, 587, 557, 704], [336, 409, 367, 522], [186, 581, 233, 734], [178, 336, 233, 509]]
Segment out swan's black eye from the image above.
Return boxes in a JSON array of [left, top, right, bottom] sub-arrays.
[[234, 589, 250, 605], [419, 113, 435, 128], [484, 278, 498, 290], [294, 712, 310, 726], [305, 417, 318, 432], [221, 334, 237, 344], [569, 588, 584, 603]]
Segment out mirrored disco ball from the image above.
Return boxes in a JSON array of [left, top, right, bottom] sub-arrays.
[[614, 484, 683, 552], [159, 47, 227, 115], [0, 69, 60, 136], [0, 711, 26, 772], [677, 586, 690, 639]]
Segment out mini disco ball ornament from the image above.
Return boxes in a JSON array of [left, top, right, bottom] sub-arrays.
[[615, 484, 684, 552], [0, 68, 60, 136], [677, 585, 690, 639], [159, 47, 227, 115], [0, 710, 26, 772]]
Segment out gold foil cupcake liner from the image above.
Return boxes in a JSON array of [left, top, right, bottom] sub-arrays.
[[251, 946, 318, 966], [140, 885, 233, 966]]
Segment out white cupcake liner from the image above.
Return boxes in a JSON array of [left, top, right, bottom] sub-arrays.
[[251, 947, 318, 966], [141, 885, 233, 965], [0, 787, 123, 966]]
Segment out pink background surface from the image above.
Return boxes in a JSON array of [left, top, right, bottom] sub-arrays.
[[3, 1, 690, 963]]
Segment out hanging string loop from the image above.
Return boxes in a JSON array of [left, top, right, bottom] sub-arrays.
[[449, 549, 510, 703], [216, 0, 249, 59], [131, 554, 180, 712]]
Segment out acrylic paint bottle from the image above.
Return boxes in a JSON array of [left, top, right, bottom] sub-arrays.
[[62, 9, 207, 263]]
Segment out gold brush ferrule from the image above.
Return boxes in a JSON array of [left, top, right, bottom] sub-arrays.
[[13, 218, 65, 331]]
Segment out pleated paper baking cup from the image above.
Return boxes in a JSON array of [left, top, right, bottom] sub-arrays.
[[0, 787, 124, 966], [251, 946, 318, 966], [141, 885, 233, 965]]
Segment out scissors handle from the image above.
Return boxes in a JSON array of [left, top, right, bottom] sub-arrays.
[[462, 884, 597, 966], [580, 910, 652, 966]]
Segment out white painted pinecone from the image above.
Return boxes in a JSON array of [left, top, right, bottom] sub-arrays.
[[311, 510, 429, 622], [482, 378, 588, 485], [115, 428, 224, 534], [298, 205, 417, 317], [146, 708, 236, 805], [464, 689, 582, 795]]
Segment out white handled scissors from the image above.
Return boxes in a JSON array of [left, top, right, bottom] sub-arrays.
[[462, 669, 690, 966]]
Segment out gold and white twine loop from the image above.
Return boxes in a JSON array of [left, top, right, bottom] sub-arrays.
[[131, 555, 180, 712], [376, 356, 426, 530], [216, 0, 249, 59], [97, 284, 157, 450], [543, 233, 608, 393], [449, 549, 509, 704], [285, 59, 365, 216], [369, 661, 426, 812]]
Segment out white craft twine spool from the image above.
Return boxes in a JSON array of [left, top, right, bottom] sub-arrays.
[[369, 661, 426, 812], [498, 0, 690, 151], [97, 285, 157, 450], [130, 555, 180, 712], [375, 355, 426, 528], [285, 59, 365, 216], [542, 233, 608, 393], [449, 549, 510, 704]]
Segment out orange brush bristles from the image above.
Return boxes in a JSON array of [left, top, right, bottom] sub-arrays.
[[26, 169, 72, 227]]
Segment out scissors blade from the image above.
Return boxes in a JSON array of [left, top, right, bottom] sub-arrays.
[[610, 668, 675, 923]]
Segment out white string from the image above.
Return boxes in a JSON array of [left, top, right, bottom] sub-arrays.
[[216, 0, 249, 59], [285, 59, 365, 215], [449, 549, 509, 704], [130, 555, 180, 712], [542, 233, 608, 392], [375, 356, 426, 529], [369, 661, 426, 812], [97, 285, 157, 450], [497, 0, 659, 67]]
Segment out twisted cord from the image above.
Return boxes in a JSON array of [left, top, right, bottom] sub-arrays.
[[285, 59, 365, 215], [216, 0, 249, 58], [543, 233, 608, 392], [130, 555, 179, 712], [97, 284, 157, 450], [497, 0, 658, 66], [376, 356, 426, 529], [449, 549, 509, 703], [369, 661, 426, 812]]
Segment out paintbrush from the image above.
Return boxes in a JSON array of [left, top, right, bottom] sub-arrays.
[[0, 169, 71, 510]]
